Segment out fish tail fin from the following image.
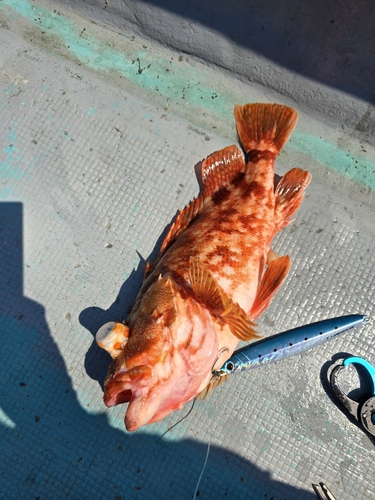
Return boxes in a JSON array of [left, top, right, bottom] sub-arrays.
[[274, 168, 312, 231], [234, 103, 298, 155]]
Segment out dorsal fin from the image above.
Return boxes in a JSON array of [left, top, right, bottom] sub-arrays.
[[150, 195, 203, 271], [201, 145, 245, 198], [189, 257, 259, 342], [234, 103, 298, 155], [150, 145, 245, 269], [144, 259, 152, 279]]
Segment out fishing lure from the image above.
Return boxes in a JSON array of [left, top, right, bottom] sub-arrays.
[[213, 315, 368, 377]]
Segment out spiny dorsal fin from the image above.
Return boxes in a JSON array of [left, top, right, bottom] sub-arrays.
[[234, 103, 298, 155], [250, 255, 291, 320], [201, 145, 245, 199], [189, 257, 259, 341], [274, 168, 312, 231], [144, 259, 152, 279], [150, 145, 246, 269], [152, 195, 203, 269]]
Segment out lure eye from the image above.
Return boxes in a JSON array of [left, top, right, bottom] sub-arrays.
[[96, 321, 129, 359], [225, 361, 235, 372]]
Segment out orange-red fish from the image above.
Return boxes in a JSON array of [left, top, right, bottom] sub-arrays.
[[96, 103, 311, 431]]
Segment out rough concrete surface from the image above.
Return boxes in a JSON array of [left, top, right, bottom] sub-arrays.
[[57, 0, 375, 146], [0, 1, 374, 500]]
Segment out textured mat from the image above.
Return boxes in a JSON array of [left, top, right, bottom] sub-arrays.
[[0, 5, 375, 500]]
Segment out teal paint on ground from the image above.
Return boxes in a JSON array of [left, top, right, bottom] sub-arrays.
[[8, 130, 17, 142], [3, 144, 16, 155], [0, 128, 30, 191], [1, 0, 232, 121], [2, 0, 375, 192], [292, 131, 375, 191]]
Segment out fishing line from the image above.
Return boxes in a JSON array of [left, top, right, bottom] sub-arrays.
[[192, 425, 211, 500], [160, 398, 196, 438], [191, 393, 215, 500], [159, 391, 214, 498]]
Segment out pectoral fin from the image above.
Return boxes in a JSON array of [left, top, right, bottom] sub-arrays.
[[189, 257, 259, 341], [250, 255, 291, 320]]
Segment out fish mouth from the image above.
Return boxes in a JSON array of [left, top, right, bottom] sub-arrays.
[[103, 366, 158, 432], [103, 364, 153, 408], [103, 386, 132, 407], [104, 384, 140, 432]]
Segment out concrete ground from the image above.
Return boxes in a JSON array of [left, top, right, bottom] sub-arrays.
[[0, 1, 374, 499]]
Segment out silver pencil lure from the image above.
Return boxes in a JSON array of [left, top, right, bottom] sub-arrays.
[[214, 315, 368, 377]]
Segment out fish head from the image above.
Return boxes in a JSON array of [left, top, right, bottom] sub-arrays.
[[96, 274, 218, 431]]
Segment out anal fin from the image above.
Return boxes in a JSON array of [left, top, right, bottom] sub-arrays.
[[250, 255, 291, 320], [274, 168, 312, 231], [189, 257, 259, 342]]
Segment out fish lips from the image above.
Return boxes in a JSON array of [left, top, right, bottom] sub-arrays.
[[103, 364, 153, 408]]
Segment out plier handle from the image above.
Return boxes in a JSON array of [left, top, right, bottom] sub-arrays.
[[312, 482, 337, 500], [330, 356, 375, 437]]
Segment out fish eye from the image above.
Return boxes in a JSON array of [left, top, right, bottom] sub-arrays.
[[96, 321, 129, 359], [96, 322, 117, 344]]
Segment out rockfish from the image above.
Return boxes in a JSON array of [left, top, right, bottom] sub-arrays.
[[96, 103, 311, 431]]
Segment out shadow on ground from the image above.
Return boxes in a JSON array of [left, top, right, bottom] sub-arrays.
[[139, 0, 375, 106], [0, 201, 317, 499]]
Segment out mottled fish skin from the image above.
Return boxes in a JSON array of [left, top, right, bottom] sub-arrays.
[[156, 148, 276, 312], [96, 103, 311, 431]]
